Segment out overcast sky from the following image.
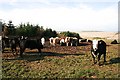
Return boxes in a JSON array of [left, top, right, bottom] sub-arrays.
[[0, 0, 119, 32]]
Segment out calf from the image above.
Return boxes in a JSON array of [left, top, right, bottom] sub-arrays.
[[91, 39, 106, 64], [19, 38, 43, 57]]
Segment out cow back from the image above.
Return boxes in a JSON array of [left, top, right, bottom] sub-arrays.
[[20, 39, 43, 49], [98, 40, 106, 53]]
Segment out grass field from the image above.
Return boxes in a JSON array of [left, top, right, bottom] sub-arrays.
[[2, 39, 120, 78]]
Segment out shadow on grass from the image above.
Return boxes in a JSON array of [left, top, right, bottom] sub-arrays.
[[78, 42, 90, 46], [3, 52, 85, 62], [109, 57, 120, 64], [104, 57, 120, 65]]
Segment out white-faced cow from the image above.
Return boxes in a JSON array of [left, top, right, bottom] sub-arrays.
[[91, 39, 106, 64], [19, 37, 43, 57]]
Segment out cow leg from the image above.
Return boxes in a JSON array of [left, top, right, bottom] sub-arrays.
[[98, 54, 102, 65], [11, 49, 15, 56], [38, 48, 41, 56], [38, 48, 41, 53], [2, 47, 4, 53], [93, 56, 96, 64], [20, 49, 23, 57], [66, 43, 69, 46], [75, 42, 77, 46], [91, 52, 96, 64], [20, 48, 25, 58], [71, 42, 73, 46], [103, 53, 106, 63], [11, 47, 15, 56], [14, 47, 18, 55]]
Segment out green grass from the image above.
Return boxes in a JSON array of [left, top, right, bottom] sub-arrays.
[[2, 40, 120, 78]]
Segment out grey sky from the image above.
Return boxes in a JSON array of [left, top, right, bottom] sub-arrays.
[[0, 0, 119, 32]]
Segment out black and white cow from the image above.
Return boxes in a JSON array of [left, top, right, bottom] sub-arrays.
[[91, 39, 106, 64], [49, 37, 61, 46], [64, 37, 78, 46], [70, 37, 78, 46], [19, 37, 43, 57]]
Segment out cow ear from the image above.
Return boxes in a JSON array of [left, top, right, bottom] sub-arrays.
[[98, 41, 101, 44]]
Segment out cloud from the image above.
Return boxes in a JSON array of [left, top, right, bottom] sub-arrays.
[[0, 2, 118, 32]]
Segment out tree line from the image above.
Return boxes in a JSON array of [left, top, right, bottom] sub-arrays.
[[1, 20, 81, 40]]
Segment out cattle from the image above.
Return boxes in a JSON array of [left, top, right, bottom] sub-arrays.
[[2, 36, 20, 55], [88, 39, 92, 43], [65, 37, 70, 46], [70, 37, 78, 46], [9, 37, 20, 55], [41, 37, 45, 46], [65, 37, 78, 46], [2, 36, 10, 50], [49, 37, 61, 46], [111, 39, 118, 44], [60, 38, 66, 46], [79, 39, 87, 43], [19, 37, 43, 57], [49, 37, 54, 45], [91, 39, 106, 65], [49, 37, 78, 46]]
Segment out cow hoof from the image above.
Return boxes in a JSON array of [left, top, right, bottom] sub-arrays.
[[98, 63, 102, 66], [94, 62, 97, 64], [98, 62, 104, 66]]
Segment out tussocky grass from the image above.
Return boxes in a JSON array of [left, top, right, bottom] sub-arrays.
[[2, 39, 120, 78]]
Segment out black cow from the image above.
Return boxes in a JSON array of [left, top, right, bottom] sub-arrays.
[[2, 37, 10, 50], [19, 37, 43, 57], [91, 40, 106, 65], [2, 37, 20, 55], [88, 40, 92, 43], [79, 39, 87, 42], [10, 37, 20, 55], [111, 39, 118, 44]]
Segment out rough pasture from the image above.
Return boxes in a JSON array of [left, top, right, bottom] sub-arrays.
[[2, 40, 120, 78]]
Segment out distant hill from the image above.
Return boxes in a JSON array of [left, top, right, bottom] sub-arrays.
[[77, 31, 118, 40], [81, 31, 103, 32]]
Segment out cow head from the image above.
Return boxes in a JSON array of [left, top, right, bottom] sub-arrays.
[[92, 40, 98, 52]]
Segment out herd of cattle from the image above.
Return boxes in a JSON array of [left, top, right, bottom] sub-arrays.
[[2, 36, 108, 64]]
